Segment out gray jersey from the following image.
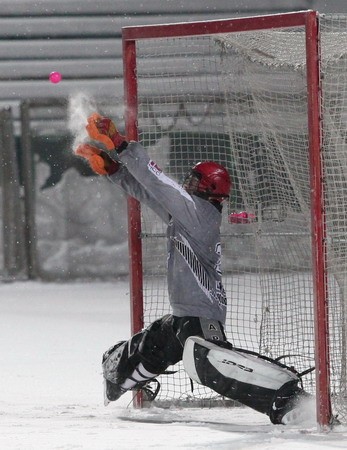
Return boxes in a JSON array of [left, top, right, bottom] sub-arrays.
[[109, 142, 227, 324]]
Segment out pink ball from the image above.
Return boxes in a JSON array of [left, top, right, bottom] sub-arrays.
[[49, 71, 62, 84]]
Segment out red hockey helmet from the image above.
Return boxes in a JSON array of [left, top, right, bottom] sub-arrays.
[[183, 161, 231, 202]]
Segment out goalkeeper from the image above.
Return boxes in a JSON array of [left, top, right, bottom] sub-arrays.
[[76, 114, 312, 425]]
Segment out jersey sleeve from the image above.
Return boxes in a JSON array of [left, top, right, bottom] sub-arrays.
[[116, 141, 205, 231], [108, 161, 171, 224]]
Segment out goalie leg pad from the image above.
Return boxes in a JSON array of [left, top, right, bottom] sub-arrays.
[[183, 336, 301, 420]]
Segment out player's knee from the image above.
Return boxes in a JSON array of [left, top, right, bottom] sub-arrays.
[[139, 315, 182, 372]]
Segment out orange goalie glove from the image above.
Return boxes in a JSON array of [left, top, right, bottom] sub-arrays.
[[75, 143, 120, 175], [86, 113, 127, 151]]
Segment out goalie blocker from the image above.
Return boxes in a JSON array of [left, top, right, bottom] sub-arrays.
[[183, 336, 313, 425]]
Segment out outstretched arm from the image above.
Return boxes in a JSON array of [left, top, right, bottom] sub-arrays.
[[78, 113, 214, 231], [75, 141, 171, 223]]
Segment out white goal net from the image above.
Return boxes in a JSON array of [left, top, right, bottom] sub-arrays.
[[125, 13, 347, 422]]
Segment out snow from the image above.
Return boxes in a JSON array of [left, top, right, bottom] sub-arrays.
[[1, 281, 346, 449]]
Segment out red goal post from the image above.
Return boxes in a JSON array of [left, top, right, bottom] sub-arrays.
[[121, 11, 335, 428]]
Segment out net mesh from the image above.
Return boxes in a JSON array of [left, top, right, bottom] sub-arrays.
[[129, 14, 347, 420]]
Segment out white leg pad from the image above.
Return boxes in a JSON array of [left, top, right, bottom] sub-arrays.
[[183, 336, 298, 390], [182, 336, 305, 422]]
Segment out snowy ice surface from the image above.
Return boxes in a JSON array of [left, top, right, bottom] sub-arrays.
[[1, 280, 346, 450]]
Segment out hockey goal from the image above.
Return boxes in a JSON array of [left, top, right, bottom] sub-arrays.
[[122, 11, 347, 427]]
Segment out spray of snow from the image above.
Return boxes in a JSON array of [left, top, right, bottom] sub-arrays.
[[282, 395, 317, 426], [298, 395, 317, 426], [67, 92, 97, 151]]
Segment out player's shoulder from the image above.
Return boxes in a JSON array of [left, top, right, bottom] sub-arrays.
[[192, 195, 222, 225], [192, 195, 222, 212]]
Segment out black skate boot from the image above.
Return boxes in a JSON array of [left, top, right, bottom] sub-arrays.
[[270, 382, 314, 425], [102, 341, 127, 405], [103, 378, 127, 405], [102, 337, 162, 406]]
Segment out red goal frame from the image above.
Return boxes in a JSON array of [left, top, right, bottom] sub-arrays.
[[121, 10, 331, 428]]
